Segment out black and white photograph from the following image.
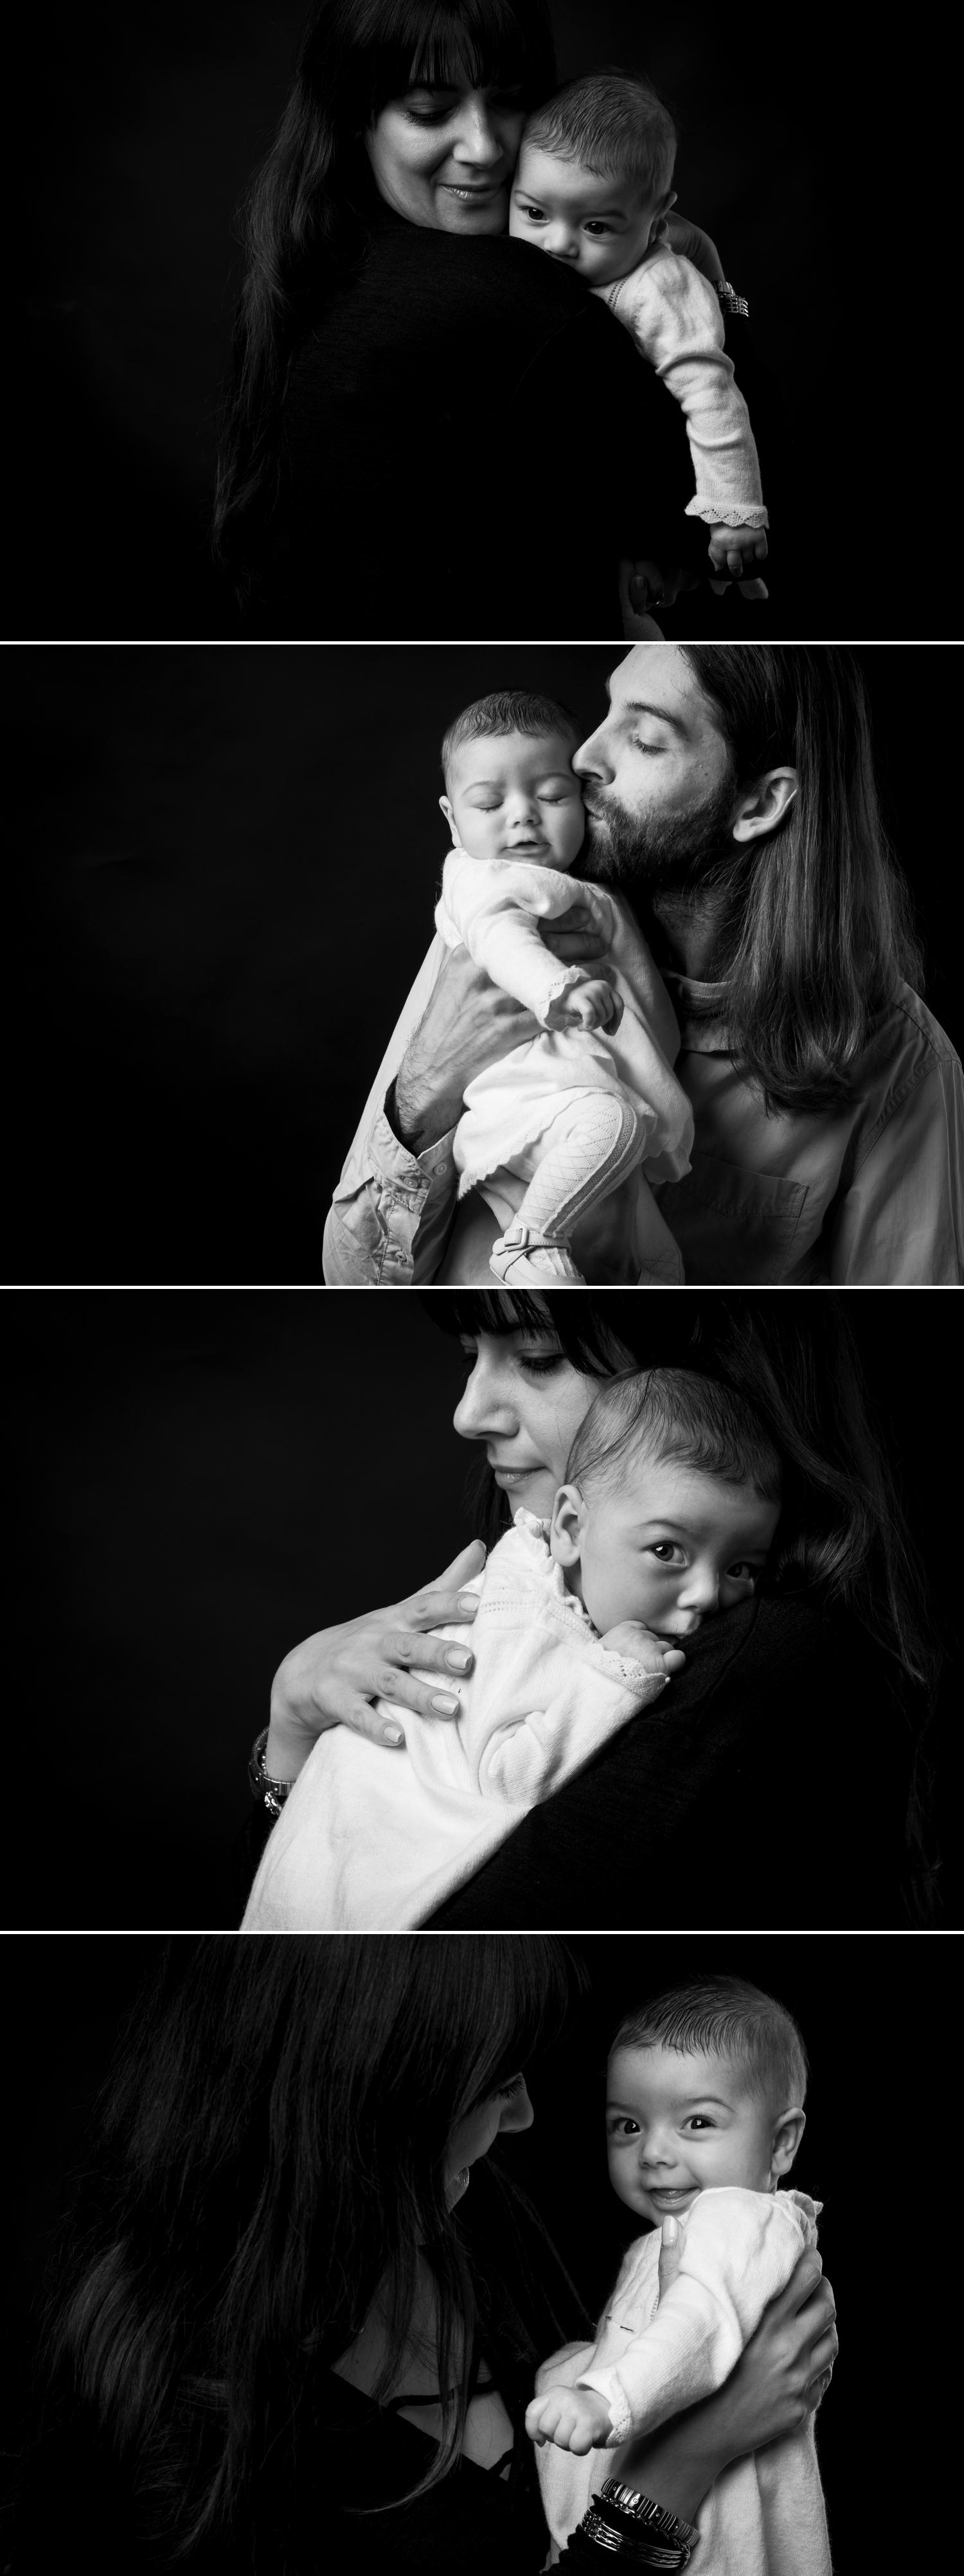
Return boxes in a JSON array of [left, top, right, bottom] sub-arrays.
[[6, 0, 959, 2568], [19, 1, 930, 639], [3, 1933, 951, 2570], [11, 641, 963, 1287]]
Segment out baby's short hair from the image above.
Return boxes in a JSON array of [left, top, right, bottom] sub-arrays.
[[442, 690, 579, 790], [522, 71, 677, 209], [565, 1367, 783, 1509], [613, 1975, 808, 2111]]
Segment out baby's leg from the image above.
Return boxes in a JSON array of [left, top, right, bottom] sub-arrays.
[[490, 1094, 653, 1285]]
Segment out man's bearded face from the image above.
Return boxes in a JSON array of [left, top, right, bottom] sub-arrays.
[[580, 759, 740, 891]]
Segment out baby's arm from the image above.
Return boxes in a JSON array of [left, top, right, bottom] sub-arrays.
[[468, 1624, 676, 1806], [578, 2190, 813, 2447], [603, 255, 769, 594], [436, 858, 619, 1029]]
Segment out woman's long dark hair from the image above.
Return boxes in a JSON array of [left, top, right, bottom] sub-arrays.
[[35, 1937, 580, 2561], [423, 1290, 942, 1911], [677, 647, 925, 1114], [213, 0, 557, 596]]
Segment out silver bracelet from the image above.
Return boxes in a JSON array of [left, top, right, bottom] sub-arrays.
[[575, 2483, 701, 2567], [715, 278, 749, 318], [247, 1725, 293, 1818]]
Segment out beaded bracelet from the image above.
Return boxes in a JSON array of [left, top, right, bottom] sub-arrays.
[[567, 2481, 700, 2568], [247, 1725, 294, 1818]]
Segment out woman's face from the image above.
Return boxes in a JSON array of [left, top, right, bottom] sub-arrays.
[[366, 80, 526, 232], [452, 1322, 605, 1519], [446, 2072, 534, 2205]]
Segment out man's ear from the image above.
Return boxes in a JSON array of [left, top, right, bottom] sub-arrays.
[[769, 2105, 807, 2183], [550, 1484, 585, 1571], [731, 768, 798, 846], [439, 794, 461, 847]]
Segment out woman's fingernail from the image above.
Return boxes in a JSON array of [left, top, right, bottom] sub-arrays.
[[431, 1692, 460, 1715], [447, 1648, 472, 1672], [383, 1725, 404, 1745]]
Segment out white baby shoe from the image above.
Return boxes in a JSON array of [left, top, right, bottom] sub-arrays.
[[489, 1225, 585, 1285]]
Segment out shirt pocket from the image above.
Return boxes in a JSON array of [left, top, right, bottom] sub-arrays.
[[659, 1149, 810, 1283]]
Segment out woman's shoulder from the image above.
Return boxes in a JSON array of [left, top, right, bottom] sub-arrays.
[[294, 222, 606, 369]]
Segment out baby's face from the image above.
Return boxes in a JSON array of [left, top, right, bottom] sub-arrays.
[[551, 1455, 780, 1640], [440, 729, 585, 866], [606, 2044, 789, 2221], [509, 142, 662, 284]]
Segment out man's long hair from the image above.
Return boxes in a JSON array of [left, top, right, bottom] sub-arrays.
[[679, 647, 924, 1114], [213, 0, 557, 598]]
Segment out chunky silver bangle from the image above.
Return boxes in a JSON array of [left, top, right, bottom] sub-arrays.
[[247, 1725, 293, 1818], [715, 278, 749, 318], [575, 2483, 700, 2567]]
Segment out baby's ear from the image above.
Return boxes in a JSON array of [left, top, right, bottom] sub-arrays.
[[439, 794, 461, 847], [771, 2106, 807, 2180], [550, 1484, 585, 1572]]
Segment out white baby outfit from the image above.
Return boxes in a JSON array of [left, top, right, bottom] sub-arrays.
[[241, 1513, 669, 1931], [435, 851, 693, 1282], [594, 245, 768, 534], [537, 2185, 830, 2575]]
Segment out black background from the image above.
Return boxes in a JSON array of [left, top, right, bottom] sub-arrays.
[[9, 642, 960, 1289], [17, 0, 908, 641], [4, 1930, 949, 2565], [6, 1286, 959, 1932]]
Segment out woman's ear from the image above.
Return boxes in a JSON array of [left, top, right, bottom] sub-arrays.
[[439, 794, 461, 847], [769, 2105, 807, 2182], [550, 1484, 585, 1572], [731, 768, 798, 845]]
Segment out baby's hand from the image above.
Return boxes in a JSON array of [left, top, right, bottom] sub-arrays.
[[600, 1620, 686, 1678], [707, 523, 769, 599], [525, 2385, 614, 2453], [546, 976, 621, 1034]]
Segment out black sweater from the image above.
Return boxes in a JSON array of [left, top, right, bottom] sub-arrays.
[[424, 1593, 918, 1930], [271, 209, 701, 639]]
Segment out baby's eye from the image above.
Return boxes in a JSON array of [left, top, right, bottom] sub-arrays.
[[727, 1561, 759, 1584], [647, 1541, 684, 1565], [684, 2115, 715, 2132], [584, 219, 615, 236], [516, 199, 546, 223], [608, 2116, 639, 2138]]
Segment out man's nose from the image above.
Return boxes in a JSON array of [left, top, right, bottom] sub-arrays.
[[572, 722, 613, 781]]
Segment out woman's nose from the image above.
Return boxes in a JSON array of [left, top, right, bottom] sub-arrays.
[[452, 1358, 516, 1440], [499, 2081, 535, 2135], [452, 98, 504, 167]]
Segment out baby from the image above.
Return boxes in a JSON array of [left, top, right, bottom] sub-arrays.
[[529, 1975, 832, 2575], [435, 688, 693, 1286], [241, 1368, 781, 1931], [508, 73, 769, 605]]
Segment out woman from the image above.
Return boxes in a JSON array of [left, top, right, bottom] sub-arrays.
[[213, 0, 715, 637], [15, 1938, 837, 2572], [248, 1292, 938, 1926]]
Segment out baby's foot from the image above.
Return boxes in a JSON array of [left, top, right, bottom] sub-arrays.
[[489, 1227, 585, 1285]]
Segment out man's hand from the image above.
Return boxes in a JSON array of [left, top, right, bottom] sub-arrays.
[[619, 557, 701, 641], [526, 2385, 614, 2453], [544, 975, 623, 1033], [392, 915, 612, 1155]]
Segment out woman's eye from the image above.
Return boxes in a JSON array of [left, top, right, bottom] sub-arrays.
[[497, 2073, 524, 2100], [519, 1351, 566, 1378]]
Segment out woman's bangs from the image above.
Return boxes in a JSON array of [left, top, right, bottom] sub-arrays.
[[419, 1288, 557, 1339], [462, 1937, 580, 2106], [366, 0, 555, 109]]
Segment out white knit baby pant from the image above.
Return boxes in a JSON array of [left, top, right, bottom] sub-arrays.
[[504, 1092, 643, 1240]]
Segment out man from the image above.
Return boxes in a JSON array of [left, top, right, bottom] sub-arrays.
[[323, 647, 963, 1284]]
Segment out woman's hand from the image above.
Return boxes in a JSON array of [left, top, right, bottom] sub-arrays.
[[610, 2246, 837, 2525], [265, 1541, 487, 1779]]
